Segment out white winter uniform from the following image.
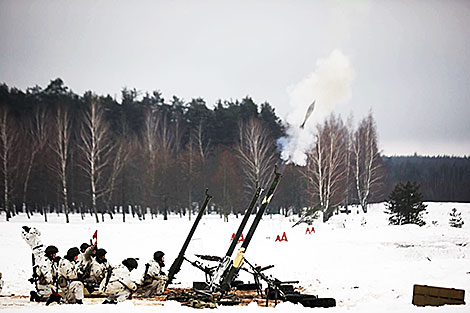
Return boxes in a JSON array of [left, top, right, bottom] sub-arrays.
[[140, 259, 168, 296], [99, 264, 137, 302], [58, 258, 84, 303], [77, 246, 95, 281], [21, 227, 57, 299], [87, 259, 110, 285], [77, 253, 86, 267]]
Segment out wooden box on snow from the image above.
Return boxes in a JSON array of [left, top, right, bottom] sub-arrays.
[[412, 284, 465, 306]]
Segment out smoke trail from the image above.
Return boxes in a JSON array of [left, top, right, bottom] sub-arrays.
[[278, 49, 354, 166]]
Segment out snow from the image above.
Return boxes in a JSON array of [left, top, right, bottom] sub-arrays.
[[0, 202, 469, 312]]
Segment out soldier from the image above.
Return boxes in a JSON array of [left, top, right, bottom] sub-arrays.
[[21, 226, 59, 303], [58, 247, 84, 304], [77, 243, 90, 265], [77, 244, 96, 284], [100, 258, 138, 304], [139, 251, 168, 297], [82, 248, 110, 293]]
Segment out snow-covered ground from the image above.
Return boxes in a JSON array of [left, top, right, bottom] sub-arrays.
[[0, 202, 469, 312]]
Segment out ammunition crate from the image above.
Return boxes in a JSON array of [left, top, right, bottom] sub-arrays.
[[412, 284, 465, 306]]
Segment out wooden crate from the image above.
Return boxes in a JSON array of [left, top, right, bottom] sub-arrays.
[[412, 284, 465, 306]]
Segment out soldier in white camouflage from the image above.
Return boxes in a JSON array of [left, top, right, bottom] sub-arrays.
[[81, 248, 110, 293], [77, 243, 90, 266], [138, 251, 168, 297], [58, 247, 84, 304], [21, 226, 60, 303], [99, 258, 138, 304]]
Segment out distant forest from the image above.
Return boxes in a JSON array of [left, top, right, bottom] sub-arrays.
[[0, 79, 468, 223], [383, 155, 470, 202]]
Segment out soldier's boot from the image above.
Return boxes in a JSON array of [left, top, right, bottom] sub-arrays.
[[30, 291, 41, 302]]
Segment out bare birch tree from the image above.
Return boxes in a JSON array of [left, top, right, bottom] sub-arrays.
[[156, 112, 175, 220], [352, 112, 384, 213], [180, 135, 196, 221], [49, 106, 72, 223], [0, 107, 19, 221], [142, 106, 161, 216], [304, 114, 348, 221], [236, 118, 277, 196], [79, 97, 113, 223], [22, 105, 48, 218], [342, 115, 354, 211], [102, 137, 130, 221], [143, 107, 175, 220]]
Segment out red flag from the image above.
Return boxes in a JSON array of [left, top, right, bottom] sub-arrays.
[[92, 230, 98, 246]]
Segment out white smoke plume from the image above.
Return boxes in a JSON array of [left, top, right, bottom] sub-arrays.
[[278, 49, 354, 166]]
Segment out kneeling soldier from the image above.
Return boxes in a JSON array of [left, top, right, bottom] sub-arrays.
[[100, 258, 138, 304], [139, 251, 168, 297], [58, 247, 84, 304], [82, 248, 110, 293]]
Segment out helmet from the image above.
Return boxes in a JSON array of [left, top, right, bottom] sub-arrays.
[[66, 247, 80, 261], [153, 251, 164, 262], [45, 245, 59, 258], [80, 243, 90, 253], [122, 258, 138, 271], [96, 248, 107, 258]]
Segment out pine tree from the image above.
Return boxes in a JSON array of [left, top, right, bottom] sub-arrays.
[[449, 208, 464, 228], [385, 181, 427, 226]]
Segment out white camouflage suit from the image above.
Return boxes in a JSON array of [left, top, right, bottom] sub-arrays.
[[21, 227, 57, 300], [87, 259, 110, 285], [77, 246, 108, 286], [99, 264, 137, 302], [140, 259, 168, 297], [58, 258, 84, 303]]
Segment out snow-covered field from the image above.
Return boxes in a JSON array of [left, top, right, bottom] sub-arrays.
[[0, 202, 469, 312]]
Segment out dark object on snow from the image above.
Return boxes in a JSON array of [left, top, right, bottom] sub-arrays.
[[30, 291, 42, 302], [285, 293, 336, 308], [236, 282, 261, 291], [195, 254, 223, 262], [193, 281, 209, 290], [412, 284, 465, 306], [45, 290, 62, 306], [241, 258, 335, 308], [122, 258, 138, 271], [166, 189, 212, 287]]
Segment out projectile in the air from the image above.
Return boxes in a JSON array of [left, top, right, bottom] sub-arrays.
[[300, 100, 316, 129]]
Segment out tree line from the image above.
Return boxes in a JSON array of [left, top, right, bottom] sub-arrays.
[[383, 155, 470, 202], [0, 79, 466, 223]]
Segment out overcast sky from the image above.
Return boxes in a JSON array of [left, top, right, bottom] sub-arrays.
[[1, 0, 469, 156]]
